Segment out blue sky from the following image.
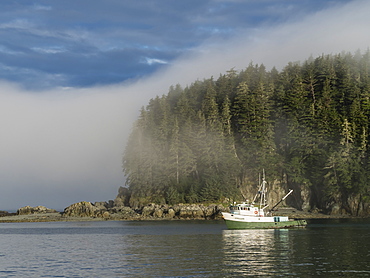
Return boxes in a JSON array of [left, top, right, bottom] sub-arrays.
[[1, 0, 349, 89], [0, 0, 368, 211]]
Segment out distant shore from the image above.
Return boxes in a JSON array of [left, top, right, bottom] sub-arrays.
[[0, 208, 359, 223], [0, 212, 113, 223]]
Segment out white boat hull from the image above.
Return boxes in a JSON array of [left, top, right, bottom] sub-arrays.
[[222, 212, 307, 229]]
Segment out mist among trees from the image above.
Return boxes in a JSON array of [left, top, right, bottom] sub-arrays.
[[122, 51, 370, 216]]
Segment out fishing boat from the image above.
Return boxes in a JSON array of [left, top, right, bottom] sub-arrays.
[[222, 173, 307, 229]]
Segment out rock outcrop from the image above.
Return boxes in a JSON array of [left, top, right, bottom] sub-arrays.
[[135, 203, 226, 220], [114, 187, 130, 207], [0, 211, 15, 217], [17, 206, 57, 215], [61, 201, 226, 220], [63, 201, 100, 217], [63, 201, 139, 220]]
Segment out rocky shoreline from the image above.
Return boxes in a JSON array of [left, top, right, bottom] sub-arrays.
[[0, 201, 359, 223]]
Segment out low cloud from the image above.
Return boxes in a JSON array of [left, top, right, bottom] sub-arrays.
[[1, 0, 369, 210], [0, 84, 136, 210]]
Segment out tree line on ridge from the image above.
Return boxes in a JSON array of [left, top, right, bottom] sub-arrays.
[[122, 51, 370, 216]]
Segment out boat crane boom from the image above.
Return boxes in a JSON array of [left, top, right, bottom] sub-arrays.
[[269, 189, 293, 212]]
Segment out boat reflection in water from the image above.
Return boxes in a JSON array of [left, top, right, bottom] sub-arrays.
[[222, 229, 291, 276]]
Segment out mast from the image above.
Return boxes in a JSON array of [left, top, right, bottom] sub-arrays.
[[260, 174, 267, 208], [253, 169, 267, 207]]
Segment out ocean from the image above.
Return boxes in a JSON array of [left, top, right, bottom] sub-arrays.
[[0, 218, 369, 277]]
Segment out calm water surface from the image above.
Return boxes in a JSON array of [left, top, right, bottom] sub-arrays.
[[0, 219, 369, 277]]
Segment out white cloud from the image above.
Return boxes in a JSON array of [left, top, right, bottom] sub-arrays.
[[0, 18, 32, 30], [31, 47, 66, 54], [155, 0, 370, 87], [144, 57, 168, 65], [33, 4, 52, 11], [1, 0, 369, 211]]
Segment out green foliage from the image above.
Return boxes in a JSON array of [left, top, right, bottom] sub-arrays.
[[123, 52, 370, 214]]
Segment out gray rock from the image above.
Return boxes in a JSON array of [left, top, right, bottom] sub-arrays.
[[167, 208, 175, 218], [107, 206, 141, 220], [177, 204, 204, 219], [17, 206, 57, 215], [94, 202, 108, 210], [114, 187, 131, 207], [63, 201, 98, 217], [141, 203, 156, 217], [153, 208, 163, 218]]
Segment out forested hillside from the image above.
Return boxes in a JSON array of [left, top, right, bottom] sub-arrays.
[[123, 51, 370, 216]]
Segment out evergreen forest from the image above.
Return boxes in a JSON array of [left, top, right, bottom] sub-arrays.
[[123, 51, 370, 216]]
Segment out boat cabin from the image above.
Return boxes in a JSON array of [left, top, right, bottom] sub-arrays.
[[229, 202, 264, 216]]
